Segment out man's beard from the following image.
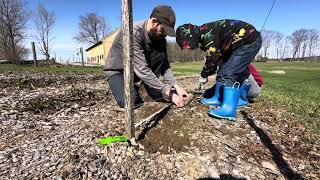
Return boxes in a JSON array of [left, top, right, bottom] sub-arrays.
[[148, 27, 165, 42]]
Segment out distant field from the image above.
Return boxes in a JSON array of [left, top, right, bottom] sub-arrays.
[[172, 61, 320, 131], [171, 62, 203, 75]]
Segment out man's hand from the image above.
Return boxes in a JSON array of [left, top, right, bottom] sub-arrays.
[[198, 76, 208, 85], [174, 84, 189, 101], [172, 93, 185, 107]]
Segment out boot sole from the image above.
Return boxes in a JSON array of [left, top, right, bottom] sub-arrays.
[[200, 100, 221, 107], [237, 104, 248, 108], [209, 105, 220, 109], [207, 112, 237, 121]]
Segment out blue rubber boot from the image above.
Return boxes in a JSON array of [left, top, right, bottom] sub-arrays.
[[201, 80, 222, 107], [208, 84, 240, 121], [237, 80, 251, 107]]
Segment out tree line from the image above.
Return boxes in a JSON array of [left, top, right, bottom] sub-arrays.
[[258, 29, 319, 61], [1, 0, 319, 64]]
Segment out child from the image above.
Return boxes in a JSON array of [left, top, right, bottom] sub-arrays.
[[176, 20, 262, 120]]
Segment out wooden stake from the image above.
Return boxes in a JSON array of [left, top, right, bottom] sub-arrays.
[[121, 0, 134, 139], [80, 47, 84, 67], [31, 42, 37, 67]]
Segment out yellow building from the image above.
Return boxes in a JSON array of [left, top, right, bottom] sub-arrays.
[[85, 29, 119, 65]]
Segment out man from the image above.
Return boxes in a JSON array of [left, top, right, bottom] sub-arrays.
[[104, 5, 188, 108], [202, 63, 264, 106], [176, 19, 262, 120]]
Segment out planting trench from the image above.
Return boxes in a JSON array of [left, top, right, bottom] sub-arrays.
[[135, 95, 249, 155]]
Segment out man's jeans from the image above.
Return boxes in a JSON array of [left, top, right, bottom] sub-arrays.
[[107, 74, 141, 108], [107, 73, 165, 108], [107, 50, 168, 108], [217, 36, 262, 86]]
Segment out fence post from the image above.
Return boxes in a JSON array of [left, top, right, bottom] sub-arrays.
[[31, 42, 37, 67], [80, 47, 84, 67]]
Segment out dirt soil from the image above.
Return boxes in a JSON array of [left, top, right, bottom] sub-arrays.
[[0, 71, 319, 179]]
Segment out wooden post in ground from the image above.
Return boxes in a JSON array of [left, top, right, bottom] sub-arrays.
[[31, 42, 38, 67], [121, 0, 134, 139], [80, 47, 84, 67]]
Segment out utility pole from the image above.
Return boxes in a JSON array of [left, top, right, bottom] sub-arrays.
[[80, 47, 84, 67], [122, 0, 134, 139], [31, 42, 38, 67]]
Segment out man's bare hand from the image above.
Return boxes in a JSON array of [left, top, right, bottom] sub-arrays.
[[172, 93, 185, 107], [174, 85, 189, 101]]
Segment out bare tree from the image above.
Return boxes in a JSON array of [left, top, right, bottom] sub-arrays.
[[33, 4, 55, 60], [301, 31, 309, 59], [290, 29, 308, 59], [273, 31, 283, 59], [74, 13, 111, 45], [280, 36, 290, 60], [0, 0, 29, 63], [301, 40, 308, 59], [316, 40, 320, 57], [261, 30, 275, 58], [307, 29, 319, 57], [0, 20, 7, 59]]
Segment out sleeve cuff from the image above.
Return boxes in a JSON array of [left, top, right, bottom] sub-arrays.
[[161, 84, 172, 98], [168, 79, 177, 87]]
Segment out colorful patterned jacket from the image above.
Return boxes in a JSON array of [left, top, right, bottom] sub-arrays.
[[199, 19, 260, 78]]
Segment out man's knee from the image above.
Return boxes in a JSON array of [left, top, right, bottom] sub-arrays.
[[149, 90, 163, 100], [116, 100, 125, 108], [144, 85, 163, 100], [107, 74, 125, 107]]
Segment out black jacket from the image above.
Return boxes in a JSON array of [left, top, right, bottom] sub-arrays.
[[199, 19, 260, 78]]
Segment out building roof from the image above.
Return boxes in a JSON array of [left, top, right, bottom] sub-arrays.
[[85, 41, 102, 52], [85, 29, 120, 52]]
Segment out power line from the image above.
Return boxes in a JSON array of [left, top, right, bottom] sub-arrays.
[[260, 0, 277, 32]]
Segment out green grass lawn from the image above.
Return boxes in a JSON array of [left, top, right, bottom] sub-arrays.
[[255, 62, 320, 131], [172, 61, 320, 132], [0, 64, 103, 73], [171, 62, 203, 75]]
